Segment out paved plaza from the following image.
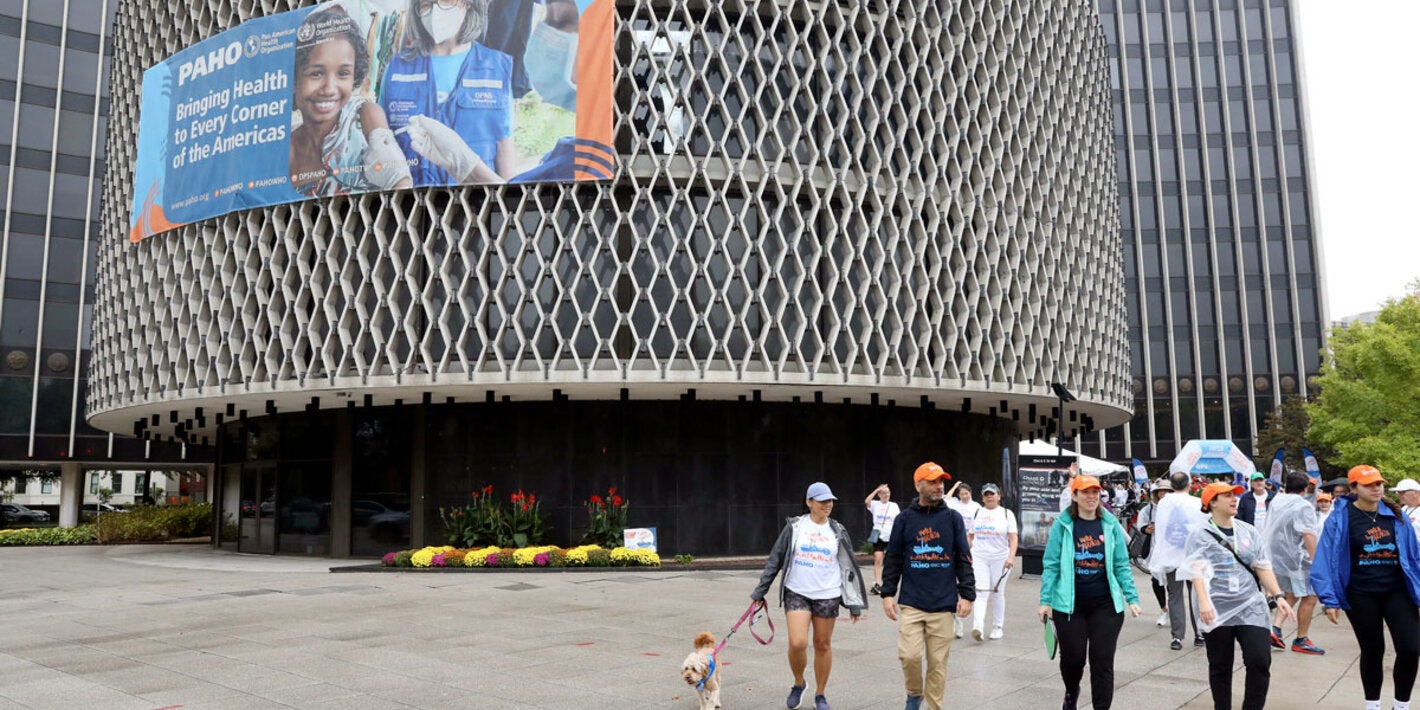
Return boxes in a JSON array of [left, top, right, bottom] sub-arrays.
[[0, 544, 1383, 708]]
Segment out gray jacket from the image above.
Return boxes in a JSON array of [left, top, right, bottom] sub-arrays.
[[751, 515, 868, 616]]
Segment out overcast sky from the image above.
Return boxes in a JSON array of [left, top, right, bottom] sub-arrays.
[[1293, 1, 1420, 320]]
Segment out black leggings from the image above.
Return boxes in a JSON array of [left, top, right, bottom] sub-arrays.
[[1151, 576, 1166, 609], [1053, 596, 1124, 709], [1346, 588, 1420, 702], [1203, 625, 1270, 710]]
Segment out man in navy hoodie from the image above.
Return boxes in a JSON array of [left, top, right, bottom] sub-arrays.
[[881, 461, 976, 710]]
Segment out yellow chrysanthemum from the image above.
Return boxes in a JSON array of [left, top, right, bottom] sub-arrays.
[[410, 545, 456, 568], [512, 545, 558, 566]]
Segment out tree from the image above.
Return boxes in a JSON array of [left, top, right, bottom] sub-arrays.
[[1255, 395, 1343, 478], [1308, 284, 1420, 481]]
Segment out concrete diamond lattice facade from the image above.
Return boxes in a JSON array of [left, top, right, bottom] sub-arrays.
[[90, 0, 1131, 554]]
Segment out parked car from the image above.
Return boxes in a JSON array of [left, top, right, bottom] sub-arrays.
[[2, 503, 51, 523], [80, 503, 128, 522]]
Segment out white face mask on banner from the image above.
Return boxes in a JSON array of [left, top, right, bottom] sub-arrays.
[[421, 4, 466, 45]]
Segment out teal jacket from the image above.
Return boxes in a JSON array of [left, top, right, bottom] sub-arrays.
[[1039, 508, 1141, 614]]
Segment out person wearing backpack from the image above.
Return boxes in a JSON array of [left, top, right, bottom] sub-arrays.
[[1148, 471, 1208, 649], [968, 483, 1018, 641], [1183, 482, 1295, 710]]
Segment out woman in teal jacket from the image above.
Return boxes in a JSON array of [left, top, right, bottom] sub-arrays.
[[1037, 475, 1142, 710]]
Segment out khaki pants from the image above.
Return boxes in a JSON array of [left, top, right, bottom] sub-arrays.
[[898, 605, 955, 709]]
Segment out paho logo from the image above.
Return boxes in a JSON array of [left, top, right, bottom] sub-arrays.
[[176, 41, 243, 87]]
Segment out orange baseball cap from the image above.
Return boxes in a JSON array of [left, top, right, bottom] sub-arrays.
[[1201, 482, 1245, 510], [1070, 475, 1103, 492], [914, 462, 952, 482], [1349, 465, 1385, 486], [1316, 492, 1333, 502]]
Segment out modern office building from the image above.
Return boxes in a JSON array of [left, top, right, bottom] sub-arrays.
[[85, 0, 1132, 556], [1084, 0, 1326, 467], [0, 0, 200, 523]]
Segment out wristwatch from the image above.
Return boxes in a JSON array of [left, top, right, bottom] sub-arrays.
[[1266, 593, 1282, 609]]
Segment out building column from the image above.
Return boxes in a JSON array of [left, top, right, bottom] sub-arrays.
[[58, 463, 83, 527], [410, 404, 427, 547], [330, 409, 353, 558]]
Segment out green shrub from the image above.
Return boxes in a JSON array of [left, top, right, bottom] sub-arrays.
[[394, 550, 414, 567], [586, 548, 611, 567], [0, 525, 96, 545], [95, 503, 213, 543]]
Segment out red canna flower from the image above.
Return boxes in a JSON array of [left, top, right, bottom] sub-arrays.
[[471, 491, 479, 499], [608, 487, 617, 496], [590, 494, 602, 505], [484, 484, 494, 494], [528, 494, 536, 506], [612, 495, 623, 507]]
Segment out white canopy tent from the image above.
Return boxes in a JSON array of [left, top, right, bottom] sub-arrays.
[[1019, 439, 1128, 477]]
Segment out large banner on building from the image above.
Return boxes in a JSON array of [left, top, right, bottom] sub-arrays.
[[129, 0, 615, 242]]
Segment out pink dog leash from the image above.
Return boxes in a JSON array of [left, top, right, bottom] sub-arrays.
[[713, 600, 776, 657]]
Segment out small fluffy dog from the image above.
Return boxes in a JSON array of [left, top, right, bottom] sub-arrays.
[[680, 631, 722, 709]]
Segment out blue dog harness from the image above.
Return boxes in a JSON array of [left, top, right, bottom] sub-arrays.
[[695, 653, 717, 691]]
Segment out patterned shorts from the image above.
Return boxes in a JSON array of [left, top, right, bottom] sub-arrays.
[[785, 589, 842, 618]]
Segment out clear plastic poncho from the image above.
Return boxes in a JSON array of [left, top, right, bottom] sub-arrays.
[[1261, 493, 1318, 594], [1181, 520, 1273, 632], [1146, 491, 1207, 581]]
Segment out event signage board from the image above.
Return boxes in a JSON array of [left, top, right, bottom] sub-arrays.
[[130, 0, 615, 241], [1016, 454, 1076, 554]]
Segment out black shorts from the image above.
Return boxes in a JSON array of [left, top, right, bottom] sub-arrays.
[[873, 539, 889, 553], [784, 589, 842, 618]]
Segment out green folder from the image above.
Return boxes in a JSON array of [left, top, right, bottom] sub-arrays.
[[1043, 617, 1058, 660]]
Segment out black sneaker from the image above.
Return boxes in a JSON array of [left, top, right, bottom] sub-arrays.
[[870, 584, 882, 596], [1170, 638, 1183, 650], [1194, 635, 1206, 647], [1062, 691, 1078, 710]]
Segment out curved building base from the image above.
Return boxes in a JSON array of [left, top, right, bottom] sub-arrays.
[[213, 400, 1019, 557]]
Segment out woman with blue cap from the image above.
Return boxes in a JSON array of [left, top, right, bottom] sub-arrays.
[[751, 482, 867, 710]]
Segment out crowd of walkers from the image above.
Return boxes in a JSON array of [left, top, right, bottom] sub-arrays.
[[747, 458, 1420, 710]]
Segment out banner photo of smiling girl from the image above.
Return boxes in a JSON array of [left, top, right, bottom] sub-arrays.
[[129, 0, 615, 242]]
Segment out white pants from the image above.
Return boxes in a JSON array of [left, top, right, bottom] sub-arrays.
[[971, 554, 1009, 630]]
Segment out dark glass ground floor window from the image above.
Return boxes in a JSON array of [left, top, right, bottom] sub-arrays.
[[351, 413, 411, 557], [277, 461, 332, 555]]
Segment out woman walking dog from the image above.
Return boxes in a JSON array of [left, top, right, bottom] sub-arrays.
[[751, 482, 867, 710]]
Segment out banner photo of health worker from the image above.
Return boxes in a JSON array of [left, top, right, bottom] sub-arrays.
[[129, 0, 615, 242]]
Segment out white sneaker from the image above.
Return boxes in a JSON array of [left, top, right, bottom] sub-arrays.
[[972, 626, 984, 641], [1156, 612, 1168, 627], [988, 626, 1004, 640], [953, 618, 963, 638]]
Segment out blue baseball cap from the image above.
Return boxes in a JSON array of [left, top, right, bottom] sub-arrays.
[[806, 482, 837, 501]]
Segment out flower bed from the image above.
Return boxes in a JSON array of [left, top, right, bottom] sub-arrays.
[[381, 544, 659, 569]]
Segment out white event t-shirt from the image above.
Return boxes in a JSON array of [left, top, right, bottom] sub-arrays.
[[971, 506, 1018, 559], [784, 517, 841, 599], [1251, 491, 1269, 530], [868, 500, 900, 541], [948, 498, 982, 535]]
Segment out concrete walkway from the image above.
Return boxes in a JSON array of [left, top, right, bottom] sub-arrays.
[[0, 545, 1379, 708]]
